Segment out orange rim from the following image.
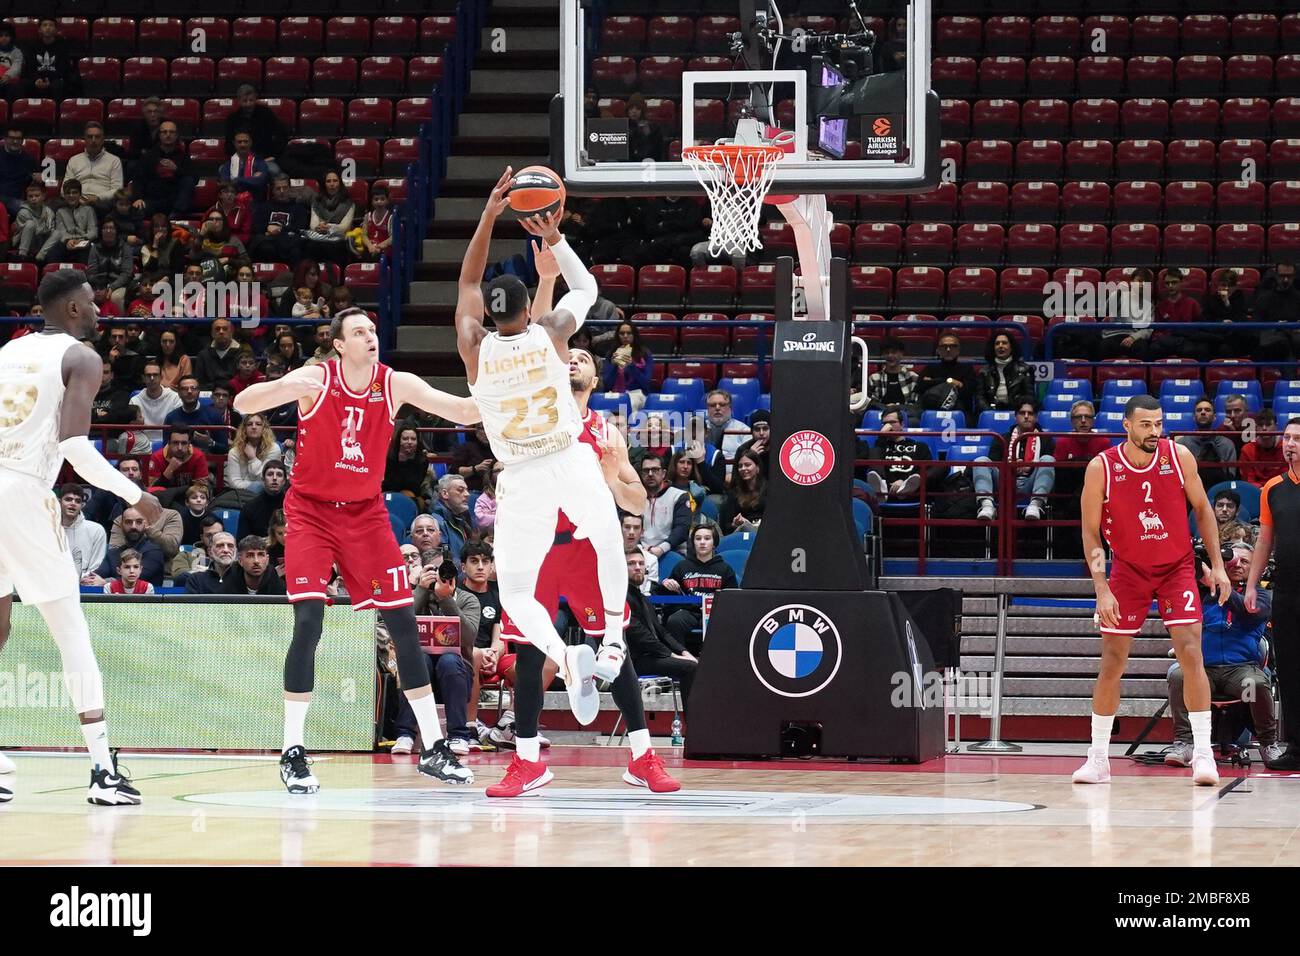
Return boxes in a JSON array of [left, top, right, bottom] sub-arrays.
[[682, 143, 785, 185]]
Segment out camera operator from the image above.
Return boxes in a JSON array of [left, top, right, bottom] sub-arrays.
[[379, 544, 482, 756], [1165, 541, 1283, 768]]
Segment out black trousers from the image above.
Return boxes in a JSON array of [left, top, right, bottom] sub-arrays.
[[1270, 588, 1300, 748], [631, 652, 696, 715]]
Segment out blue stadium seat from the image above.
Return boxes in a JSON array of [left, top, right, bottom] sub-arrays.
[[661, 377, 706, 408], [1159, 378, 1203, 401], [1101, 378, 1146, 400], [1214, 379, 1263, 405], [718, 377, 761, 420], [588, 392, 632, 416], [383, 492, 417, 530], [1097, 411, 1126, 435], [214, 508, 240, 538], [432, 462, 448, 479], [977, 409, 1016, 433], [1274, 395, 1300, 420], [1039, 410, 1070, 433], [697, 497, 719, 521], [1042, 393, 1079, 413], [757, 393, 772, 411], [1162, 393, 1201, 416], [946, 443, 989, 462], [861, 409, 883, 431], [720, 530, 758, 552], [390, 513, 409, 544], [1163, 411, 1194, 432], [1099, 395, 1128, 416], [657, 551, 682, 579], [920, 409, 967, 431], [1214, 394, 1261, 415], [851, 498, 872, 538], [1272, 380, 1300, 402], [1045, 378, 1093, 401], [1205, 480, 1261, 524], [643, 393, 691, 415], [719, 549, 748, 583]]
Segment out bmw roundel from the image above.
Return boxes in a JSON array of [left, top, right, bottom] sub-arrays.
[[749, 604, 843, 698]]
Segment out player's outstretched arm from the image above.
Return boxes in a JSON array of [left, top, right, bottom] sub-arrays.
[[1179, 441, 1230, 604], [233, 364, 325, 415], [599, 424, 647, 514], [456, 167, 513, 373], [390, 371, 482, 426], [522, 211, 596, 350], [1245, 523, 1274, 613], [529, 236, 560, 320], [1080, 456, 1119, 630], [57, 343, 162, 524]]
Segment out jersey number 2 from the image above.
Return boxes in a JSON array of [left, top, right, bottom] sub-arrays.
[[1142, 480, 1153, 503], [501, 387, 559, 440]]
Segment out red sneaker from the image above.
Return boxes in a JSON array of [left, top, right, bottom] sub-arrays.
[[623, 749, 681, 793], [485, 754, 553, 798]]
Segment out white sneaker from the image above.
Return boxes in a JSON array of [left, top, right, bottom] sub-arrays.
[[391, 735, 415, 755], [0, 781, 10, 803], [1024, 498, 1044, 520], [448, 737, 470, 756], [1192, 749, 1219, 786], [865, 472, 888, 498], [473, 719, 492, 743], [977, 498, 996, 521], [564, 644, 599, 726], [896, 473, 922, 498], [594, 638, 627, 683], [1071, 749, 1112, 784], [0, 751, 15, 774]]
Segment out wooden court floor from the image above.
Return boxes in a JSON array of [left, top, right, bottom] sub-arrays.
[[2, 749, 1299, 866]]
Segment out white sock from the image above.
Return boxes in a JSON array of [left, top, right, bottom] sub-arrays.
[[629, 728, 652, 760], [604, 613, 625, 649], [1189, 711, 1212, 753], [81, 719, 112, 772], [1090, 713, 1113, 755], [407, 693, 444, 750], [517, 736, 541, 762], [283, 699, 309, 751]]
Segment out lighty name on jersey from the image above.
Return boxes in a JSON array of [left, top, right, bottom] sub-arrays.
[[483, 350, 549, 377]]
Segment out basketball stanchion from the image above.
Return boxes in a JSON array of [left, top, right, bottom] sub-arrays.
[[967, 592, 1023, 753]]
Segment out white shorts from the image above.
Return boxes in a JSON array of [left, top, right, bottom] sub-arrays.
[[0, 471, 81, 605], [492, 441, 618, 588]]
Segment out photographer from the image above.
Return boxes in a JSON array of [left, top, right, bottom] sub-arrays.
[[380, 544, 482, 756], [1166, 542, 1283, 768]]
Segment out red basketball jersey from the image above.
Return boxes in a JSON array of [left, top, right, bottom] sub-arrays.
[[1100, 438, 1193, 566], [292, 359, 398, 502], [555, 408, 610, 534]]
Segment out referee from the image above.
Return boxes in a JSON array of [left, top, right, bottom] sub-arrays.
[[1246, 416, 1300, 770]]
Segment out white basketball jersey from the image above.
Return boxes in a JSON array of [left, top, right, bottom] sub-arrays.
[[469, 324, 582, 465], [0, 331, 80, 485]]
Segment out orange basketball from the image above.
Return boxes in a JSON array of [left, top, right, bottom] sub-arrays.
[[506, 165, 567, 219]]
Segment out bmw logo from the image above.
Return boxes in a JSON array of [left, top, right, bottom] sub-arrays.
[[749, 604, 843, 698]]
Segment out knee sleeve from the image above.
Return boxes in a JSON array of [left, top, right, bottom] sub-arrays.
[[284, 600, 325, 694], [610, 654, 647, 734], [513, 642, 547, 739], [380, 605, 432, 692], [33, 595, 104, 714]]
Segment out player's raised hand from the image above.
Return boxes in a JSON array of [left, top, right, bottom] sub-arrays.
[[520, 209, 562, 241], [1210, 566, 1232, 605], [485, 166, 513, 219], [133, 491, 164, 526], [533, 239, 561, 280], [1094, 586, 1121, 630], [1245, 584, 1259, 614]]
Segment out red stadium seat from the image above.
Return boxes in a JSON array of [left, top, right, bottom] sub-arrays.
[[1176, 55, 1224, 96], [853, 223, 902, 265], [955, 224, 1004, 265], [1075, 56, 1124, 97], [1072, 98, 1118, 139], [638, 57, 683, 97], [92, 19, 136, 58], [10, 99, 55, 136], [632, 313, 678, 355], [357, 57, 405, 95], [828, 222, 851, 260], [731, 314, 775, 356], [1110, 223, 1160, 266], [646, 16, 694, 55], [972, 99, 1019, 139], [261, 97, 296, 135], [1034, 15, 1080, 56], [1277, 101, 1300, 138], [935, 16, 982, 56], [55, 17, 89, 49], [905, 223, 953, 265], [1220, 139, 1267, 180], [1215, 224, 1266, 265], [312, 57, 358, 95], [1165, 180, 1214, 223], [601, 16, 645, 55], [138, 17, 184, 57], [948, 267, 998, 307], [419, 16, 457, 54], [1166, 139, 1216, 179], [985, 17, 1031, 56], [665, 362, 717, 388], [1269, 181, 1300, 221], [162, 98, 201, 136], [591, 56, 637, 95], [217, 57, 262, 94], [1163, 224, 1213, 267], [847, 266, 891, 309], [739, 265, 778, 308], [122, 58, 168, 96], [688, 266, 737, 308], [347, 98, 393, 137], [279, 17, 324, 56], [1113, 180, 1163, 223], [187, 19, 231, 58], [406, 56, 444, 92], [1233, 14, 1279, 53], [1217, 181, 1266, 222], [1279, 56, 1300, 96], [1019, 99, 1068, 140], [1120, 98, 1169, 139], [1271, 139, 1300, 179], [1009, 181, 1059, 223], [1222, 98, 1271, 139], [1182, 14, 1229, 55], [344, 263, 381, 301], [1006, 224, 1056, 265], [264, 57, 310, 96], [680, 313, 730, 355], [907, 183, 957, 223], [591, 264, 635, 307], [637, 265, 687, 308], [0, 263, 39, 302], [77, 58, 121, 97], [1058, 223, 1109, 265], [371, 17, 417, 55], [43, 139, 81, 175], [232, 18, 278, 55], [1083, 15, 1129, 54], [58, 98, 103, 135], [1133, 15, 1180, 55], [893, 267, 944, 308], [170, 57, 215, 97], [964, 139, 1013, 180], [695, 16, 740, 56], [298, 98, 344, 136], [191, 178, 220, 210], [1066, 140, 1113, 179], [325, 17, 371, 56], [999, 268, 1049, 309], [1226, 55, 1274, 96], [959, 181, 1009, 221], [381, 138, 418, 175], [1170, 98, 1219, 139], [188, 138, 225, 167], [1269, 223, 1300, 262], [979, 56, 1026, 96], [932, 57, 977, 96], [1126, 56, 1174, 97], [1062, 180, 1112, 221], [394, 99, 430, 137], [1015, 140, 1063, 180], [1027, 57, 1074, 97], [333, 138, 379, 176], [1116, 139, 1165, 180]]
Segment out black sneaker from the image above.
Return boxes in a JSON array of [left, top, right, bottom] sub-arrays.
[[418, 739, 474, 785], [279, 745, 320, 794], [1263, 744, 1300, 771], [87, 754, 142, 806]]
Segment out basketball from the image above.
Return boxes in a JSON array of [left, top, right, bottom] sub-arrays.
[[505, 165, 566, 219]]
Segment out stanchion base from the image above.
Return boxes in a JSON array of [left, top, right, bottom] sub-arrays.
[[966, 740, 1024, 753]]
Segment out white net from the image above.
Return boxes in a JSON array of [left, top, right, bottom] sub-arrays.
[[682, 144, 785, 258]]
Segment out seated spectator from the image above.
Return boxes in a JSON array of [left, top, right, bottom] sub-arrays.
[[974, 331, 1035, 415], [220, 535, 286, 595], [450, 424, 496, 492], [473, 473, 497, 531], [0, 21, 23, 101], [0, 125, 38, 217], [47, 178, 97, 264], [66, 122, 122, 216], [228, 349, 265, 396], [452, 540, 509, 741], [628, 412, 680, 474], [240, 460, 288, 537], [210, 181, 252, 246], [660, 519, 737, 655], [100, 548, 155, 595], [131, 121, 195, 219], [600, 321, 654, 404], [733, 409, 771, 476], [157, 331, 192, 392], [25, 17, 77, 99], [385, 423, 431, 510], [1145, 268, 1209, 360], [271, 331, 304, 371], [290, 286, 328, 320], [430, 474, 478, 564], [207, 384, 238, 457], [12, 181, 52, 261], [221, 413, 281, 505], [1239, 409, 1285, 486], [107, 404, 152, 457], [125, 97, 164, 168], [1052, 400, 1112, 517], [130, 360, 182, 444], [919, 330, 977, 413], [101, 325, 144, 383], [624, 546, 695, 711], [867, 337, 922, 417], [640, 452, 691, 559], [83, 458, 147, 532], [1177, 398, 1237, 488], [622, 511, 658, 588], [358, 183, 392, 260], [267, 509, 286, 575], [1214, 489, 1242, 528], [1251, 262, 1300, 361], [1166, 544, 1282, 767], [217, 131, 269, 202], [182, 529, 238, 593], [1203, 269, 1254, 355], [665, 448, 710, 508], [144, 427, 210, 509], [1220, 521, 1255, 548], [190, 209, 246, 280], [329, 285, 354, 316], [719, 447, 766, 531], [625, 93, 665, 163], [303, 169, 355, 265], [974, 399, 1055, 521], [175, 482, 213, 546], [225, 85, 287, 179], [277, 262, 331, 319], [91, 507, 166, 587], [249, 174, 307, 265], [165, 375, 230, 458], [139, 214, 186, 277], [703, 389, 750, 480], [106, 190, 145, 248], [59, 483, 107, 581], [1221, 394, 1251, 453], [192, 318, 241, 389], [859, 405, 933, 504]]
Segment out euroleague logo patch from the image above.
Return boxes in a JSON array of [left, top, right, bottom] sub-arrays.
[[779, 430, 835, 486], [872, 117, 892, 136], [749, 604, 843, 698]]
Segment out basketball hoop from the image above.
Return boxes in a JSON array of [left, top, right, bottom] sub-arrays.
[[682, 142, 786, 257]]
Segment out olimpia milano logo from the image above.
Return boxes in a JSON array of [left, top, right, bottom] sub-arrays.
[[748, 604, 843, 698]]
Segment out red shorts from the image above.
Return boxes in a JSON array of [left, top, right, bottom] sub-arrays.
[[499, 538, 631, 644], [283, 489, 412, 611], [1102, 557, 1202, 636]]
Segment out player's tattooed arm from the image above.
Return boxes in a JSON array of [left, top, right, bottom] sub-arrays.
[[457, 167, 513, 378], [1179, 441, 1230, 604], [390, 371, 482, 426], [232, 364, 325, 416]]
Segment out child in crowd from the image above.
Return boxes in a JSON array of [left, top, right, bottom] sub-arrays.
[[291, 287, 327, 319], [103, 549, 155, 595]]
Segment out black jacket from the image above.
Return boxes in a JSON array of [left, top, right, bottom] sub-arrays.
[[192, 346, 240, 390], [974, 361, 1036, 415], [240, 489, 286, 538], [1251, 286, 1300, 324], [919, 359, 977, 414], [220, 569, 287, 595], [133, 145, 194, 211], [859, 434, 934, 483], [1203, 289, 1248, 324], [224, 105, 288, 160], [184, 564, 232, 594], [625, 582, 687, 660], [252, 198, 309, 237], [25, 38, 78, 94], [668, 553, 738, 597]]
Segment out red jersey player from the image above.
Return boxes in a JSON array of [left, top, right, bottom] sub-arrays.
[[489, 346, 681, 796], [1076, 394, 1230, 787], [234, 308, 483, 792]]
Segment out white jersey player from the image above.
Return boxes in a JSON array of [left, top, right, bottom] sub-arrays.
[[0, 271, 164, 806], [456, 169, 629, 749]]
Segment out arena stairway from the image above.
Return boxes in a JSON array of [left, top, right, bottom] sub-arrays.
[[397, 0, 559, 387]]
